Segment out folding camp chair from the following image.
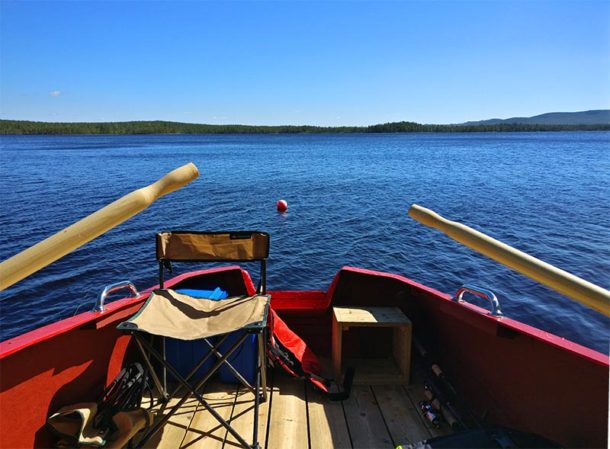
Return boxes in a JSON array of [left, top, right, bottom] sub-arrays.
[[118, 231, 270, 449]]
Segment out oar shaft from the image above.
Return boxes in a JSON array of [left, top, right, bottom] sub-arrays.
[[0, 163, 199, 291], [408, 204, 610, 317]]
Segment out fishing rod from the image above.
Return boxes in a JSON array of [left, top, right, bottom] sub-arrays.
[[413, 337, 483, 431]]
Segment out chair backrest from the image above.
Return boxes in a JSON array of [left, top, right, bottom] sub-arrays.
[[155, 231, 269, 293]]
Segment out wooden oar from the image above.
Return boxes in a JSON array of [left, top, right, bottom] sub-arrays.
[[408, 204, 610, 317], [0, 163, 199, 291]]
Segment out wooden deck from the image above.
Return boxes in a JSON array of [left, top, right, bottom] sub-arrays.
[[141, 366, 453, 449]]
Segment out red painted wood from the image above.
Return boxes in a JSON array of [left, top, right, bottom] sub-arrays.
[[0, 326, 134, 448], [427, 295, 608, 448], [320, 266, 609, 447], [0, 265, 255, 448], [269, 290, 328, 315], [1, 265, 607, 448], [0, 294, 149, 359]]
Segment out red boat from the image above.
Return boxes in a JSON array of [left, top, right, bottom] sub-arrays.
[[1, 164, 608, 449]]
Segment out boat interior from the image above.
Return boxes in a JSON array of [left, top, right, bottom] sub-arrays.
[[1, 263, 608, 449], [140, 358, 454, 449]]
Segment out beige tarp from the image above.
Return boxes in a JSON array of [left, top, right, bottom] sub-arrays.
[[119, 290, 269, 340], [156, 232, 269, 261], [47, 403, 151, 449]]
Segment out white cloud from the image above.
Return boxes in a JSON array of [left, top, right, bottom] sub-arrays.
[[50, 90, 62, 97]]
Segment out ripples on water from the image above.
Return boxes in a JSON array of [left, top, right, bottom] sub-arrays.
[[0, 133, 609, 354]]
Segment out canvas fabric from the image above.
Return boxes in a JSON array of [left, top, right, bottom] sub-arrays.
[[156, 231, 269, 261], [47, 403, 150, 449], [47, 402, 106, 447], [119, 289, 269, 340]]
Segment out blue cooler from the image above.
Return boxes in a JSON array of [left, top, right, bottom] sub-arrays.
[[166, 288, 228, 381], [218, 330, 257, 384]]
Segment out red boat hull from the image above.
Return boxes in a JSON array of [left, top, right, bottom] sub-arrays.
[[1, 266, 608, 448]]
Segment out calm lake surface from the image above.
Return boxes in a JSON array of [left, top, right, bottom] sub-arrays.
[[1, 132, 609, 353]]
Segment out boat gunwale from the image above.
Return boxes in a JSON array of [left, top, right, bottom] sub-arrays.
[[329, 266, 609, 366], [1, 265, 607, 367], [0, 265, 252, 359]]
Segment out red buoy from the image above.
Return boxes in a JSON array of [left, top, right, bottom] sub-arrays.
[[276, 199, 288, 212]]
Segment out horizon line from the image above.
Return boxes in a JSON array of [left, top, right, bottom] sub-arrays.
[[1, 108, 609, 128]]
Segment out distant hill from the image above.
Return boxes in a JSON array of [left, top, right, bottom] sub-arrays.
[[460, 110, 610, 126]]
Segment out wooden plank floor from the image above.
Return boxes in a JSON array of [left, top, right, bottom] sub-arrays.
[[140, 367, 453, 449]]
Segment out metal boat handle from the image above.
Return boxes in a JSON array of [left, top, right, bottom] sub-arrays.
[[94, 280, 140, 312], [454, 285, 503, 316]]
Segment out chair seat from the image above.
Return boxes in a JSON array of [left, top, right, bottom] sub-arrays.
[[118, 289, 269, 340]]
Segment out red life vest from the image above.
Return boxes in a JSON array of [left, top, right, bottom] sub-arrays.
[[266, 309, 353, 400]]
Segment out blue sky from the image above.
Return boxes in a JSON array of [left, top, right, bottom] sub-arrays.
[[1, 0, 608, 126]]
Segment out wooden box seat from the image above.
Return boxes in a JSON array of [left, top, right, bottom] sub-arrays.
[[332, 306, 412, 385]]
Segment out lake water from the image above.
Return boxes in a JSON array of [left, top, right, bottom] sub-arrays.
[[1, 132, 609, 354]]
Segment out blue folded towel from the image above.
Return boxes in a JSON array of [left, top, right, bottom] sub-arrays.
[[175, 287, 228, 300]]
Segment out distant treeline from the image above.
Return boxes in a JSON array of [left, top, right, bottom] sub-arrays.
[[1, 119, 609, 135]]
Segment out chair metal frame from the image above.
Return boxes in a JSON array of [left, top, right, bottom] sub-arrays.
[[124, 230, 270, 449]]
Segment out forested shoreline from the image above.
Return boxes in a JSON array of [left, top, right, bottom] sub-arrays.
[[1, 119, 609, 135]]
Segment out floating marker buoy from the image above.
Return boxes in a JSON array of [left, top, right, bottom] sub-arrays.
[[276, 199, 288, 212]]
